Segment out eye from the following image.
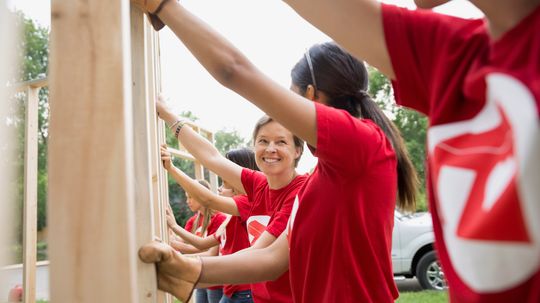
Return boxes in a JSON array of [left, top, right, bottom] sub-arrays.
[[278, 140, 287, 145], [257, 139, 268, 144]]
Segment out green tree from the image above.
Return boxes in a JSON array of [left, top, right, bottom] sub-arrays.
[[7, 12, 50, 262], [368, 67, 428, 211], [214, 128, 246, 155]]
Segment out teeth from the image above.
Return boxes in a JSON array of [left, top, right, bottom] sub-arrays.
[[264, 158, 280, 163]]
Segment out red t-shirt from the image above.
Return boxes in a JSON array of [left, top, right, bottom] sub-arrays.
[[288, 103, 398, 303], [216, 195, 252, 298], [383, 4, 540, 302], [184, 213, 200, 235], [236, 169, 307, 303]]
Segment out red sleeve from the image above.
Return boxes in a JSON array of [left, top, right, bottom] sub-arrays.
[[206, 213, 227, 236], [184, 215, 195, 231], [266, 207, 292, 238], [314, 103, 391, 175], [233, 195, 251, 222], [382, 4, 471, 115], [265, 175, 307, 238]]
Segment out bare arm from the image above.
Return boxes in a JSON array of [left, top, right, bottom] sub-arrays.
[[157, 100, 245, 193], [169, 221, 220, 251], [157, 2, 318, 146], [162, 145, 240, 215], [200, 233, 289, 285], [170, 238, 206, 254], [283, 0, 394, 78]]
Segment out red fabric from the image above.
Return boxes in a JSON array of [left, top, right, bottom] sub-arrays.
[[205, 212, 226, 291], [183, 213, 199, 235], [383, 4, 540, 302], [236, 169, 307, 303], [218, 195, 252, 297], [288, 103, 398, 303]]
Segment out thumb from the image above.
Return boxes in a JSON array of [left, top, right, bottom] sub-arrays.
[[139, 241, 174, 264]]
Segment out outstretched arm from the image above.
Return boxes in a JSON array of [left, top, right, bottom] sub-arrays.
[[157, 98, 246, 193], [162, 144, 240, 215], [139, 233, 290, 292], [156, 2, 318, 146], [282, 0, 394, 78], [166, 208, 221, 250]]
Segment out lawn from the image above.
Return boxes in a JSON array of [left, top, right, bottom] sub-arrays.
[[396, 290, 448, 303]]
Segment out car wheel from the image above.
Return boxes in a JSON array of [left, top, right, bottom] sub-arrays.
[[416, 251, 447, 290]]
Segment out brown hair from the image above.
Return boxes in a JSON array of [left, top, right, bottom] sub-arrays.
[[190, 179, 214, 235], [252, 115, 304, 167]]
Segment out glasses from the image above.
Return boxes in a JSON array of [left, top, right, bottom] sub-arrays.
[[304, 49, 318, 92]]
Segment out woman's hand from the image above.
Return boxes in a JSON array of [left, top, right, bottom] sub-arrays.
[[165, 207, 178, 230], [156, 94, 177, 125], [160, 144, 174, 171], [139, 241, 202, 302]]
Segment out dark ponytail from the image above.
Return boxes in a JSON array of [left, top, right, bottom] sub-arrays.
[[292, 42, 418, 211], [354, 91, 418, 212]]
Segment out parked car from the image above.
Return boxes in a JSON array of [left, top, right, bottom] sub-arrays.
[[392, 210, 447, 290]]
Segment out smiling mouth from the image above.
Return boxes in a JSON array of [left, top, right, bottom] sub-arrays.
[[263, 157, 281, 164]]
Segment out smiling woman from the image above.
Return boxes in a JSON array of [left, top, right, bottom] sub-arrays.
[[155, 97, 308, 303]]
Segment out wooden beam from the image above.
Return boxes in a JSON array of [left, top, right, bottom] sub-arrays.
[[48, 0, 138, 302], [131, 5, 158, 303], [22, 86, 39, 303]]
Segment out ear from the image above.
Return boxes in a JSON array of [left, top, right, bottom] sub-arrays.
[[305, 84, 317, 101]]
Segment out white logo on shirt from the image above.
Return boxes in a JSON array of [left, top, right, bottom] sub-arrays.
[[428, 73, 540, 291], [286, 195, 300, 239], [246, 215, 270, 245]]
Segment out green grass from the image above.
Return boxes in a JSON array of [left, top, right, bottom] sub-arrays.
[[396, 291, 448, 303]]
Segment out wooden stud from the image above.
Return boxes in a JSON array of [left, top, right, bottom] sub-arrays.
[[48, 0, 138, 301], [22, 86, 39, 303], [131, 5, 158, 303]]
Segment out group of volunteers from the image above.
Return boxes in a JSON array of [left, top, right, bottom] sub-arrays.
[[131, 0, 540, 302]]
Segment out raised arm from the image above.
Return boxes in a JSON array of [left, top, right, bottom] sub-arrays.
[[166, 208, 221, 250], [157, 98, 245, 193], [282, 0, 394, 78], [155, 2, 318, 146], [161, 144, 240, 215]]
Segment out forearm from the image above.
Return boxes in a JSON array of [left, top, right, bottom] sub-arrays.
[[171, 224, 219, 250], [168, 166, 240, 215], [170, 239, 205, 254], [199, 238, 289, 285], [283, 0, 394, 78]]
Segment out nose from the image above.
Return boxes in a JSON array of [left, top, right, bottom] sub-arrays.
[[265, 142, 277, 153]]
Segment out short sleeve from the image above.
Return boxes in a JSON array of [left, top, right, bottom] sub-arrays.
[[184, 216, 195, 231], [266, 206, 293, 238], [383, 4, 463, 114], [206, 213, 227, 236], [314, 103, 391, 175], [233, 195, 251, 222]]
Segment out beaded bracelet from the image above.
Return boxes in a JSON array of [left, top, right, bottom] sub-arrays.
[[169, 119, 181, 130], [174, 120, 187, 138]]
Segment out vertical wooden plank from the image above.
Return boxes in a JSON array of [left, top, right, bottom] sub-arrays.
[[22, 87, 39, 303], [145, 23, 171, 303], [0, 0, 18, 278], [131, 5, 158, 303], [48, 0, 138, 302]]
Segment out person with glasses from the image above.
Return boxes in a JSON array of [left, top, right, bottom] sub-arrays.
[[132, 1, 418, 302]]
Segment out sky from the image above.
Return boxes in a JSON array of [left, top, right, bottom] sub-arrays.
[[9, 0, 482, 173]]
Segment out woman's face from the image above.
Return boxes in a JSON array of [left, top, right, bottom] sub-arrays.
[[253, 121, 300, 177], [185, 193, 201, 212]]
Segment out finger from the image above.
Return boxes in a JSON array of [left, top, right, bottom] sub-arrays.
[[138, 241, 173, 263]]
